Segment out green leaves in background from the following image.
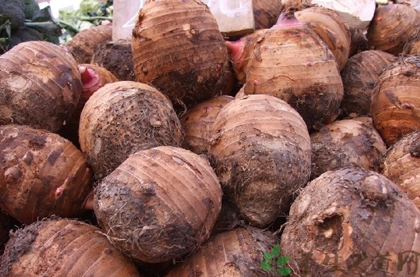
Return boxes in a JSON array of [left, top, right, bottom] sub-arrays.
[[260, 245, 291, 276]]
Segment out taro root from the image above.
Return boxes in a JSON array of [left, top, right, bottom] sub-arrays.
[[91, 39, 136, 81], [0, 125, 92, 224], [382, 131, 420, 209], [403, 29, 420, 55], [131, 0, 230, 109], [0, 41, 83, 132], [367, 4, 419, 55], [340, 50, 396, 117], [93, 146, 222, 264], [166, 226, 279, 277], [310, 119, 387, 179], [79, 81, 183, 181], [0, 218, 142, 277], [208, 94, 311, 228], [281, 167, 420, 276], [252, 0, 283, 29], [180, 95, 234, 154], [67, 25, 113, 64], [228, 10, 344, 130], [370, 55, 420, 146], [60, 63, 119, 146], [348, 27, 369, 58], [295, 6, 352, 70]]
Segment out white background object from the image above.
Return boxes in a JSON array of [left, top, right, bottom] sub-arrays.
[[310, 0, 377, 30]]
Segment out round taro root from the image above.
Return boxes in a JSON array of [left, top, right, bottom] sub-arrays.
[[91, 39, 136, 81], [180, 95, 234, 154], [382, 131, 420, 209], [281, 167, 420, 276], [367, 4, 419, 55], [252, 0, 283, 29], [370, 55, 420, 146], [94, 146, 223, 264], [340, 50, 396, 117], [79, 81, 183, 180], [0, 125, 92, 224], [0, 218, 141, 277], [0, 41, 83, 132], [228, 13, 344, 130], [165, 226, 279, 276], [295, 6, 352, 71], [209, 94, 312, 228], [131, 0, 230, 109], [310, 119, 387, 180], [67, 25, 113, 64]]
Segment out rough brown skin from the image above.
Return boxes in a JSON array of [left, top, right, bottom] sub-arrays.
[[180, 95, 234, 154], [79, 81, 183, 181], [165, 226, 279, 277], [295, 6, 352, 71], [0, 125, 93, 224], [370, 55, 420, 146], [0, 41, 83, 132], [310, 119, 387, 180], [208, 95, 311, 228], [252, 0, 283, 29], [340, 50, 396, 117], [382, 131, 420, 210], [231, 15, 344, 131], [91, 39, 136, 81], [281, 167, 420, 276], [93, 146, 222, 264], [348, 27, 370, 58], [0, 217, 142, 277], [131, 0, 230, 110], [67, 25, 112, 64], [403, 28, 420, 55], [367, 4, 419, 55], [60, 63, 118, 147]]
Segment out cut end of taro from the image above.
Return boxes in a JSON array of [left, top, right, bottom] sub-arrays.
[[78, 65, 101, 93]]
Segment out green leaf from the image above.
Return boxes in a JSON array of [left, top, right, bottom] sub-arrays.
[[277, 255, 291, 266], [260, 262, 271, 271], [263, 251, 273, 262], [278, 267, 292, 276], [271, 245, 281, 257]]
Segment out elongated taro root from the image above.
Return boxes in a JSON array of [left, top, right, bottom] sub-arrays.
[[91, 39, 136, 81], [252, 0, 283, 29], [67, 25, 113, 64], [94, 146, 222, 263], [0, 218, 141, 277], [367, 4, 419, 55], [382, 131, 420, 209], [180, 95, 234, 154], [370, 55, 420, 146], [79, 81, 183, 180], [209, 94, 311, 227], [340, 50, 396, 117], [0, 125, 92, 224], [131, 0, 230, 109], [0, 41, 83, 132], [281, 167, 420, 276], [228, 11, 344, 130], [60, 64, 119, 146], [295, 6, 352, 71], [166, 226, 279, 277], [310, 119, 387, 179]]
